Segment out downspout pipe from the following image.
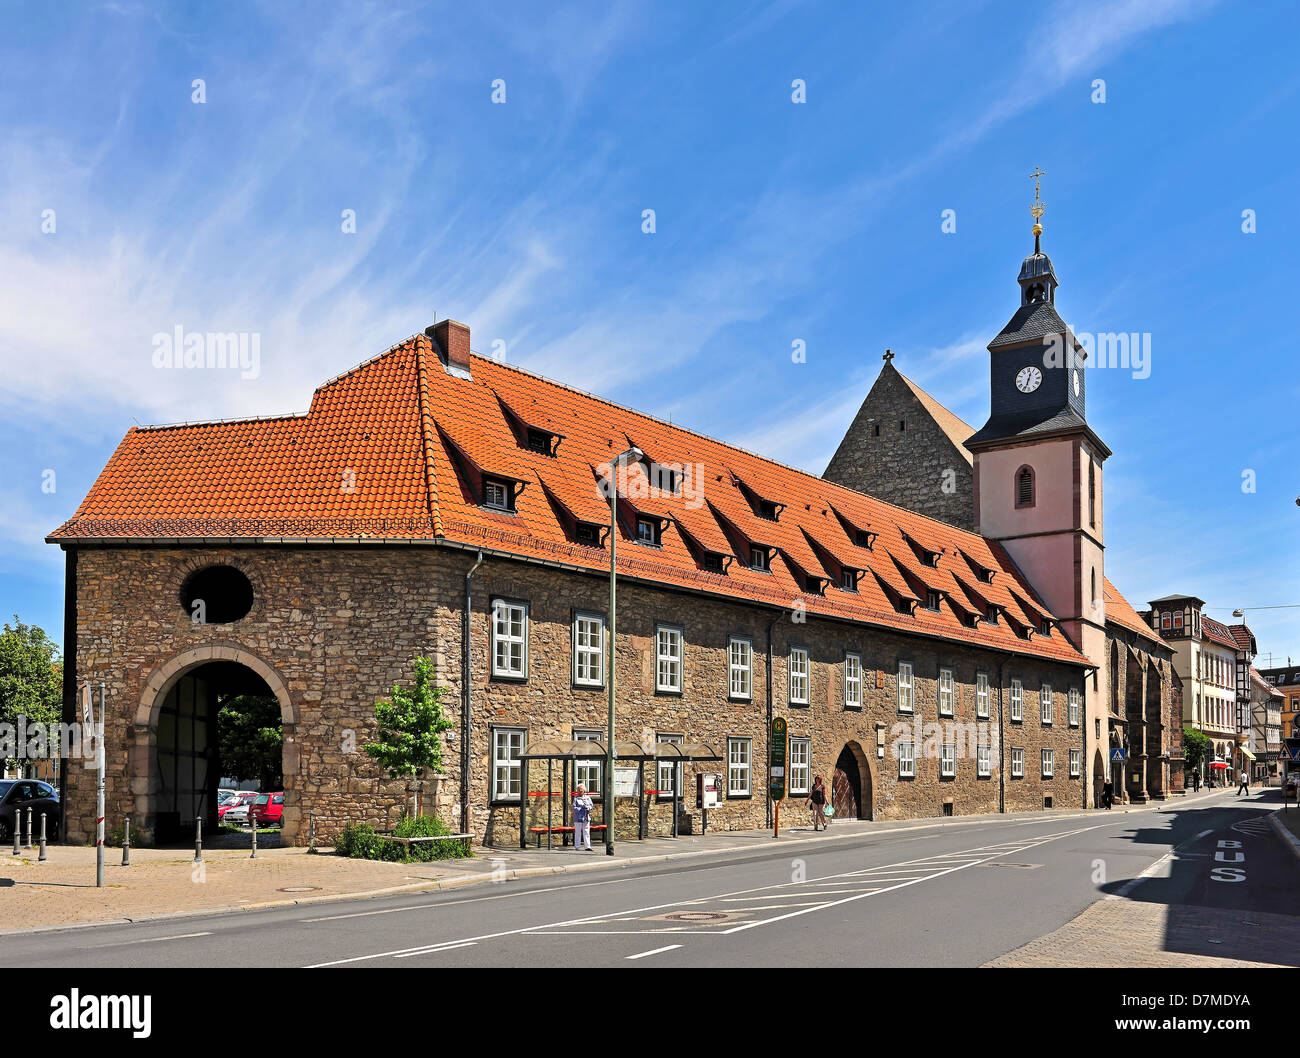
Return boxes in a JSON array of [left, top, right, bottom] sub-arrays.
[[766, 616, 777, 828], [461, 551, 484, 836]]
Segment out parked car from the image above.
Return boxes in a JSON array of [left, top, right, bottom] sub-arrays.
[[250, 792, 284, 828], [219, 790, 258, 824], [217, 788, 242, 807], [0, 779, 60, 842]]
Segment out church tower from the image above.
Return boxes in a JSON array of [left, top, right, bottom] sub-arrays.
[[965, 172, 1111, 806]]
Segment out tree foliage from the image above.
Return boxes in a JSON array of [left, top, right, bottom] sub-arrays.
[[217, 694, 283, 789], [1182, 726, 1212, 774], [0, 617, 62, 763], [366, 657, 453, 815]]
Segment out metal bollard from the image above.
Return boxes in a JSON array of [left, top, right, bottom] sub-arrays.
[[25, 807, 32, 849], [193, 815, 203, 865], [122, 817, 130, 867], [308, 811, 316, 853], [38, 813, 47, 862], [250, 817, 258, 859], [11, 816, 19, 856]]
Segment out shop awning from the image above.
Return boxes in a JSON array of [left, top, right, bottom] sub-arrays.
[[1209, 760, 1230, 769], [1240, 748, 1257, 760]]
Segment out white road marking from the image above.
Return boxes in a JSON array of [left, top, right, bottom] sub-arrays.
[[1107, 829, 1213, 900], [307, 822, 1107, 966], [393, 941, 477, 959], [626, 944, 682, 960], [93, 931, 213, 948]]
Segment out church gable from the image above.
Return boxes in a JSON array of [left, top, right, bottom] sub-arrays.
[[823, 358, 975, 531]]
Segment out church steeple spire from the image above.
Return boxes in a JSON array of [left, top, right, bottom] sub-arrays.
[[1017, 166, 1057, 306]]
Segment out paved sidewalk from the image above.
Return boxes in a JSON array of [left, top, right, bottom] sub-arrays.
[[0, 788, 1225, 934], [986, 900, 1294, 968]]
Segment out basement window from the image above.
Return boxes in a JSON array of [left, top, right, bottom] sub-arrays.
[[180, 565, 254, 625]]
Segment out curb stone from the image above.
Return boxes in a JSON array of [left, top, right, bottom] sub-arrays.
[[1268, 810, 1300, 866]]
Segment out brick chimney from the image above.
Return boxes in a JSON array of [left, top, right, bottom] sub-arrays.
[[425, 319, 472, 379]]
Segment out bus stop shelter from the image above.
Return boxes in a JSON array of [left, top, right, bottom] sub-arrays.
[[517, 740, 721, 849]]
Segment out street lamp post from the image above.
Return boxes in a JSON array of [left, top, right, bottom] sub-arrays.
[[604, 446, 644, 857]]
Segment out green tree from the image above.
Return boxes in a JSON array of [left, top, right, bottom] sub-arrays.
[[366, 657, 453, 817], [1182, 726, 1211, 776], [217, 694, 283, 790], [0, 617, 62, 770]]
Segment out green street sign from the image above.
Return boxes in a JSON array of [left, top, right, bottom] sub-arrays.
[[770, 716, 787, 801]]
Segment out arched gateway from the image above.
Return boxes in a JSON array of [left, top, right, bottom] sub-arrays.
[[831, 741, 873, 821], [134, 645, 297, 843]]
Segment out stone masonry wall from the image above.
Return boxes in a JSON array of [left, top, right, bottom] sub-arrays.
[[65, 545, 1086, 847]]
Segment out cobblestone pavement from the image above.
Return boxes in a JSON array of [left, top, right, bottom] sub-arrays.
[[985, 899, 1294, 967]]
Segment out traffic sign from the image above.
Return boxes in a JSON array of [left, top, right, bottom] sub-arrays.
[[1110, 747, 1126, 762]]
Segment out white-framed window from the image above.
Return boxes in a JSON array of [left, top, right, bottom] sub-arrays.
[[844, 652, 863, 709], [1040, 682, 1053, 725], [1041, 749, 1055, 779], [750, 546, 769, 571], [492, 727, 526, 801], [483, 478, 511, 510], [574, 728, 602, 798], [939, 667, 954, 716], [655, 624, 683, 693], [1011, 747, 1024, 778], [940, 743, 956, 778], [898, 661, 914, 713], [491, 599, 528, 678], [976, 672, 990, 719], [789, 647, 810, 705], [1069, 748, 1081, 778], [572, 612, 605, 688], [1010, 679, 1023, 722], [898, 741, 915, 778], [656, 732, 683, 800], [1068, 687, 1081, 727], [977, 744, 991, 778], [728, 637, 752, 700], [727, 737, 752, 796], [789, 737, 810, 796]]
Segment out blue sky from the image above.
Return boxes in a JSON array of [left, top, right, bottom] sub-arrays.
[[1, 0, 1298, 661]]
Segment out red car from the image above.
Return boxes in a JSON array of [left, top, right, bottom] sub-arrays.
[[250, 792, 285, 827]]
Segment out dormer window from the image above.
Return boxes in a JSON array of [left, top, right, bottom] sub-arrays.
[[840, 568, 858, 592], [986, 605, 1000, 626], [804, 573, 826, 594], [575, 523, 602, 547], [702, 552, 726, 573], [750, 546, 770, 572], [758, 499, 780, 520], [636, 517, 661, 546], [1040, 617, 1052, 636], [925, 590, 941, 612], [483, 477, 514, 512], [854, 529, 875, 549], [526, 428, 553, 455], [651, 464, 681, 495]]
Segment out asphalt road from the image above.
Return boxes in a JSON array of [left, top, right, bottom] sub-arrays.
[[6, 790, 1296, 967]]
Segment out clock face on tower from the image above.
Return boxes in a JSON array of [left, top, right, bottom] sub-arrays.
[[1015, 365, 1043, 393]]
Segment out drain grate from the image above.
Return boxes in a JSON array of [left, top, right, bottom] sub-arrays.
[[664, 911, 729, 922], [277, 885, 323, 893], [977, 862, 1041, 870]]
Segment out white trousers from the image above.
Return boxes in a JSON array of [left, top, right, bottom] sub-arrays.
[[574, 818, 591, 849]]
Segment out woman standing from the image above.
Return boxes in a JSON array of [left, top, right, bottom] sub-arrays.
[[808, 775, 828, 832]]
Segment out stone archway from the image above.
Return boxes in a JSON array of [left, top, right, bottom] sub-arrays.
[[831, 741, 873, 821], [134, 644, 298, 843]]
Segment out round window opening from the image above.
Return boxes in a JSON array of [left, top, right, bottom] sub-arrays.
[[180, 565, 254, 625]]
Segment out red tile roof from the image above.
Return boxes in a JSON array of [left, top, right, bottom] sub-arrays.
[[1200, 615, 1241, 652], [50, 331, 1090, 667]]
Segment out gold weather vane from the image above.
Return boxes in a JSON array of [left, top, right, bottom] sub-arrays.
[[1029, 166, 1046, 238]]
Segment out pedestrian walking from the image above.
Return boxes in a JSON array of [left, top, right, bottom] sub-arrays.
[[572, 785, 594, 851], [808, 775, 828, 831], [1237, 769, 1249, 796], [1192, 770, 1200, 793], [1101, 780, 1113, 810]]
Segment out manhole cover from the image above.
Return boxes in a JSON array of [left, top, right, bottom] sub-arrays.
[[665, 911, 729, 922], [277, 886, 322, 893], [978, 862, 1041, 870]]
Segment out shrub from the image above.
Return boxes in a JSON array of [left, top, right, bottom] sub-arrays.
[[333, 816, 471, 862]]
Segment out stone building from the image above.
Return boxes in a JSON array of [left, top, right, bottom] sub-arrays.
[[1258, 663, 1300, 740], [824, 354, 976, 531], [50, 309, 1092, 846]]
